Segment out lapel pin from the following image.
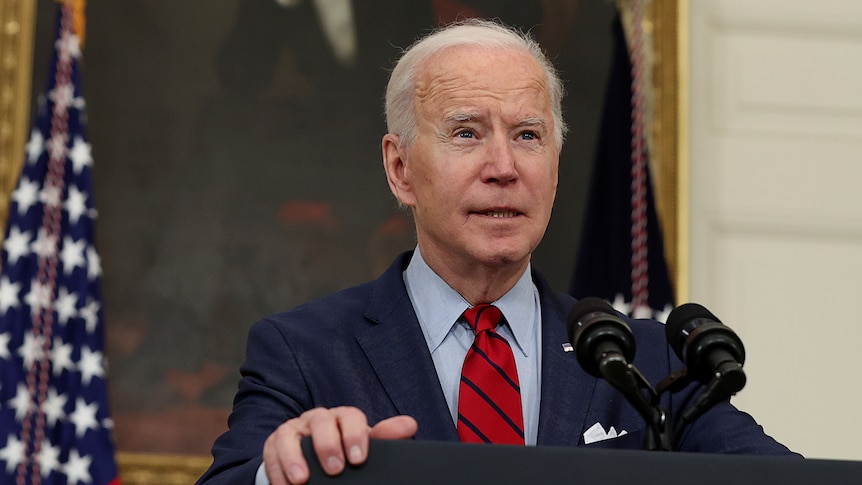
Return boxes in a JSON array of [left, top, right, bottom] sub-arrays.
[[562, 343, 574, 352]]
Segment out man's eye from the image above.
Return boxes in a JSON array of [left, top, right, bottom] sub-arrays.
[[456, 130, 475, 138], [519, 131, 537, 141]]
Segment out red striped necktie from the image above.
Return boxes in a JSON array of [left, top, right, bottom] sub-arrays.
[[457, 304, 525, 445]]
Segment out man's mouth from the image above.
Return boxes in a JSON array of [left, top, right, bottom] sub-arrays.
[[482, 210, 519, 218]]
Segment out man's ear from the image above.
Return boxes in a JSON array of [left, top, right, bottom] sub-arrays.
[[382, 134, 416, 207]]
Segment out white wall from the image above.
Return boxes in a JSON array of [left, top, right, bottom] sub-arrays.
[[687, 0, 862, 460]]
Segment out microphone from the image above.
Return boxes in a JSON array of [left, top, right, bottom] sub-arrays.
[[665, 303, 746, 390], [567, 297, 636, 378], [665, 303, 748, 441], [568, 297, 671, 451]]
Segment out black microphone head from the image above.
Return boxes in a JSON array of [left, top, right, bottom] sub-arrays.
[[567, 297, 635, 377], [666, 303, 745, 384], [566, 297, 616, 340], [665, 303, 720, 358]]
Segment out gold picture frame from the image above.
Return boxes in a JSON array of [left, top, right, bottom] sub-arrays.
[[0, 0, 37, 231], [0, 0, 682, 481], [648, 0, 686, 302]]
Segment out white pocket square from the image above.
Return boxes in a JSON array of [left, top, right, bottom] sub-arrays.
[[583, 422, 628, 444]]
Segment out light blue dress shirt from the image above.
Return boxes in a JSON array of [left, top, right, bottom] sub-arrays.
[[403, 247, 543, 446], [256, 248, 543, 484]]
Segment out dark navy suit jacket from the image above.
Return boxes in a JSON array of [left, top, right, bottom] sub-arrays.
[[198, 252, 794, 483]]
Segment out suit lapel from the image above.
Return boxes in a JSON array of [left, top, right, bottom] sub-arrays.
[[355, 252, 459, 441], [353, 254, 597, 445], [534, 272, 596, 446]]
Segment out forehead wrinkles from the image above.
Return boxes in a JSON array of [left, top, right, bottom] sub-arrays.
[[413, 48, 550, 118], [414, 73, 470, 109], [417, 78, 546, 110]]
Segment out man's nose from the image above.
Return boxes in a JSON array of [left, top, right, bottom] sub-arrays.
[[482, 136, 518, 184]]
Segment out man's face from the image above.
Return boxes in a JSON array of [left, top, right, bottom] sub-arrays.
[[385, 45, 560, 273]]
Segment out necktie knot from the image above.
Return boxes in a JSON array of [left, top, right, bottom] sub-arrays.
[[463, 304, 503, 334]]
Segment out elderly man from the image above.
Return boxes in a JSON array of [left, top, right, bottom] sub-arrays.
[[198, 19, 793, 485]]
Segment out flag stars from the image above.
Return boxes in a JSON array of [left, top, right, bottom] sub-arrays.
[[18, 332, 47, 371], [3, 226, 32, 264], [610, 293, 673, 322], [63, 449, 92, 485], [31, 228, 59, 260], [80, 299, 100, 334], [11, 177, 40, 215], [68, 136, 93, 174], [655, 304, 673, 324], [55, 287, 79, 324], [42, 387, 69, 427], [26, 128, 45, 164], [79, 346, 105, 385], [612, 293, 632, 316], [0, 332, 10, 360], [64, 185, 89, 225], [0, 434, 25, 474], [61, 236, 87, 275], [69, 397, 99, 438], [632, 305, 652, 320], [37, 440, 62, 479], [24, 279, 53, 316], [9, 384, 33, 421], [51, 337, 76, 376], [0, 277, 21, 314], [86, 246, 101, 280], [55, 31, 81, 61], [1, 8, 118, 482]]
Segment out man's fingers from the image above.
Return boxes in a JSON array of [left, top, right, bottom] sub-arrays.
[[263, 416, 312, 485], [370, 415, 419, 440], [332, 407, 374, 465], [263, 408, 416, 484], [263, 407, 365, 484], [308, 407, 369, 472]]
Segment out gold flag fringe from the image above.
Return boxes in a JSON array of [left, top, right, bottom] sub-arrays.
[[58, 0, 86, 47]]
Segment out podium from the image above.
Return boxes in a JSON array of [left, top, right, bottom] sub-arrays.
[[302, 438, 862, 484]]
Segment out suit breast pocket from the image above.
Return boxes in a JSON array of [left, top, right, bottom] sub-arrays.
[[581, 423, 642, 450]]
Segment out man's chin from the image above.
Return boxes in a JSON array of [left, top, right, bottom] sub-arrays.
[[471, 247, 531, 269]]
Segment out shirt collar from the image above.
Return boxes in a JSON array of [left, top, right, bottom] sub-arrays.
[[493, 266, 538, 358], [404, 247, 537, 357]]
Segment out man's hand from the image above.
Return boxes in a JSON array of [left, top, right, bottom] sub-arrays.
[[262, 406, 418, 485]]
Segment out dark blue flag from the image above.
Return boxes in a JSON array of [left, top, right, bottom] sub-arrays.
[[0, 3, 121, 484], [571, 13, 674, 321]]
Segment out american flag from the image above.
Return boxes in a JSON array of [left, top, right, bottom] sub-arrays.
[[0, 3, 120, 484], [570, 10, 675, 322]]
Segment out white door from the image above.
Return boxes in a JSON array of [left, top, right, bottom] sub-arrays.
[[688, 0, 862, 460]]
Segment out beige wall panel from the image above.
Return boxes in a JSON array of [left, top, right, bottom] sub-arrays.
[[688, 0, 862, 460], [709, 136, 862, 219], [714, 229, 862, 460], [713, 30, 862, 139]]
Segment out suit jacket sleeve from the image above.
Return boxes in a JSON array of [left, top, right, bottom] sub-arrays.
[[197, 252, 448, 483], [197, 317, 311, 484], [632, 315, 797, 455]]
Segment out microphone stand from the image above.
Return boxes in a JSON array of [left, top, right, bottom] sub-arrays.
[[597, 356, 672, 451], [599, 357, 745, 451], [568, 299, 746, 451], [654, 364, 746, 450]]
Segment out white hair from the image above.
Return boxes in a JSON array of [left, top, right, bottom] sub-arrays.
[[384, 19, 568, 149]]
